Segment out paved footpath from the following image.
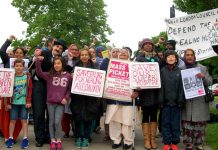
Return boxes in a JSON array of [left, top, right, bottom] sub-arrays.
[[0, 119, 212, 150]]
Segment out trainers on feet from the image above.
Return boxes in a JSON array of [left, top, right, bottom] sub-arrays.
[[50, 142, 56, 150], [5, 138, 14, 148], [81, 138, 89, 148], [196, 144, 204, 150], [171, 144, 179, 150], [21, 138, 29, 149], [56, 141, 63, 150], [163, 144, 171, 150], [75, 138, 82, 148]]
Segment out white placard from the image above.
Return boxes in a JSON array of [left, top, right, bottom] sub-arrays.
[[0, 68, 15, 97], [71, 67, 106, 98], [181, 67, 205, 99], [129, 62, 161, 89]]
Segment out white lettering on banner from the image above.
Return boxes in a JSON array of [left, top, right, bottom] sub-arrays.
[[165, 8, 218, 61]]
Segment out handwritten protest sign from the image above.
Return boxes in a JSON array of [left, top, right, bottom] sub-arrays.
[[129, 62, 161, 89], [181, 67, 205, 99], [0, 68, 15, 97], [71, 67, 106, 97], [103, 59, 132, 102], [165, 8, 218, 61], [10, 58, 30, 73]]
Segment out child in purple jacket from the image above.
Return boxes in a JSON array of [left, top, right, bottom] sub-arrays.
[[36, 56, 72, 150]]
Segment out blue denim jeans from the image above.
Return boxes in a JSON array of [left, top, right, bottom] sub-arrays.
[[162, 105, 180, 144]]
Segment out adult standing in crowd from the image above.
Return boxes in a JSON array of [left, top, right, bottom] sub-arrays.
[[135, 38, 159, 149], [61, 43, 80, 138], [105, 48, 138, 150], [29, 39, 67, 147], [181, 49, 212, 150]]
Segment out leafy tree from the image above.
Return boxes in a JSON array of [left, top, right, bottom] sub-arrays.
[[11, 0, 113, 48], [173, 0, 218, 14], [173, 0, 218, 79]]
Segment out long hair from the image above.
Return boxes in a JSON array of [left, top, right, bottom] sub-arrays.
[[49, 56, 66, 76]]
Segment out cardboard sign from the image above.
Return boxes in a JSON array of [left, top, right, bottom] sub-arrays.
[[10, 58, 30, 73], [165, 8, 218, 61], [71, 67, 106, 97], [103, 59, 132, 102], [181, 67, 205, 99], [0, 68, 15, 97], [129, 62, 161, 89]]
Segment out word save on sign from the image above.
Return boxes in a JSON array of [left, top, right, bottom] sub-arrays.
[[0, 68, 15, 97], [129, 62, 161, 89], [71, 67, 106, 97]]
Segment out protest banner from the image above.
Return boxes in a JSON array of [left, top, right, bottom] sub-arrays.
[[10, 58, 30, 73], [0, 68, 15, 97], [181, 67, 205, 99], [165, 8, 218, 61], [103, 59, 132, 102], [129, 62, 161, 89], [71, 67, 106, 97]]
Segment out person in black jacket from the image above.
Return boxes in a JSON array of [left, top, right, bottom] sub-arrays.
[[28, 39, 67, 147], [135, 38, 159, 149], [159, 50, 184, 150], [70, 49, 99, 149]]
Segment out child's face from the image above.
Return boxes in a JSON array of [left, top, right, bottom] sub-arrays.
[[14, 62, 24, 74], [80, 50, 90, 63], [54, 59, 63, 72], [166, 55, 177, 65]]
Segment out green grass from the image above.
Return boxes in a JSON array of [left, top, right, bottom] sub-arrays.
[[206, 123, 218, 149], [206, 96, 218, 149]]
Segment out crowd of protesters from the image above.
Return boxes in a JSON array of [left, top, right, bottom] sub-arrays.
[[0, 35, 213, 150]]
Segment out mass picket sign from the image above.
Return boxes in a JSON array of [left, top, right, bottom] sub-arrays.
[[71, 67, 106, 97], [103, 59, 132, 102], [181, 67, 205, 99], [129, 62, 161, 89], [165, 8, 218, 61], [0, 68, 15, 97]]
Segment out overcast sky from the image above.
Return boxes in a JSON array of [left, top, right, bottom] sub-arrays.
[[0, 0, 186, 50]]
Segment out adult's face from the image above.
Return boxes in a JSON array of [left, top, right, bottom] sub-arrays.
[[142, 43, 153, 52], [80, 50, 90, 63], [68, 45, 79, 58], [88, 48, 96, 58], [52, 44, 63, 56], [110, 49, 119, 59], [14, 48, 25, 59], [118, 49, 129, 60], [184, 50, 195, 64], [166, 44, 174, 50]]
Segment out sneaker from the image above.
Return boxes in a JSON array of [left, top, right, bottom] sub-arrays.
[[81, 138, 89, 148], [5, 138, 14, 148], [171, 144, 179, 150], [186, 143, 193, 150], [75, 138, 82, 148], [21, 138, 29, 149], [50, 142, 56, 150], [56, 142, 63, 150], [163, 144, 171, 150], [196, 144, 204, 150]]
